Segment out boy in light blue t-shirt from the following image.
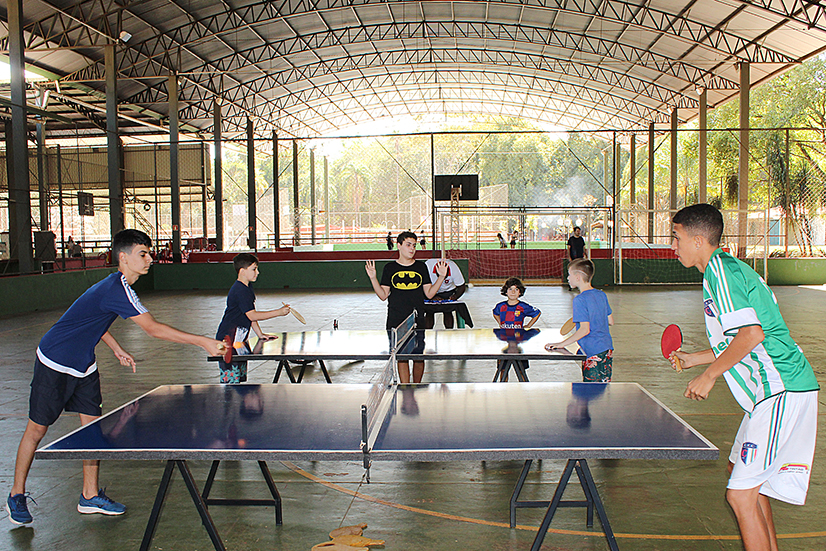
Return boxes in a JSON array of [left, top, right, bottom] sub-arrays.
[[546, 259, 614, 381]]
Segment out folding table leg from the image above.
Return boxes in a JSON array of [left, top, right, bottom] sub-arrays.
[[273, 359, 298, 383], [529, 459, 618, 551], [140, 460, 176, 551], [140, 460, 227, 551], [578, 459, 618, 550], [175, 460, 226, 551]]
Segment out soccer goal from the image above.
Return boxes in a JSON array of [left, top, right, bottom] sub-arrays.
[[436, 206, 611, 283]]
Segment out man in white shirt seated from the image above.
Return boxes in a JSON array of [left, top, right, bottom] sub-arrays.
[[423, 257, 467, 329]]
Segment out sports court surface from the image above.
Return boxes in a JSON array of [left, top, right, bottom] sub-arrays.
[[2, 284, 825, 550]]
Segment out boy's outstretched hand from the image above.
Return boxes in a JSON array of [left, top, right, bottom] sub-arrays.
[[434, 259, 448, 278], [365, 259, 377, 279], [203, 338, 227, 357], [113, 349, 136, 372]]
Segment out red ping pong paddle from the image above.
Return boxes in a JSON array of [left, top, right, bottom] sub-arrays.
[[661, 324, 683, 372], [223, 335, 233, 364]]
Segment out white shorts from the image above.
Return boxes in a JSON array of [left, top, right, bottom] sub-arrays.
[[728, 390, 818, 505]]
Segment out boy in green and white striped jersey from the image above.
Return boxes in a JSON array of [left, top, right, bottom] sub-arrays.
[[669, 203, 818, 551]]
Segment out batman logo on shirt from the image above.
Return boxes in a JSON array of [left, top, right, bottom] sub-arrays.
[[392, 271, 423, 290]]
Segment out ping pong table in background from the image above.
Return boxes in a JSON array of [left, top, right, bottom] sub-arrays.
[[36, 381, 718, 551], [212, 327, 584, 383]]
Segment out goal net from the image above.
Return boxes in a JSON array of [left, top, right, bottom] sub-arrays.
[[436, 206, 611, 283]]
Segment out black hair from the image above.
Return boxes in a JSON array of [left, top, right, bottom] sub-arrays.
[[672, 203, 724, 246], [573, 226, 581, 231], [501, 277, 525, 297], [397, 231, 417, 244], [112, 229, 152, 261], [233, 253, 259, 273]]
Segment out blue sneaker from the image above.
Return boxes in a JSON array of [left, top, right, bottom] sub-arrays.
[[77, 489, 126, 516], [6, 493, 34, 525]]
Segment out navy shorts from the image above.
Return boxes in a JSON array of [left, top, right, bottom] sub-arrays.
[[29, 358, 102, 426], [388, 329, 426, 355]]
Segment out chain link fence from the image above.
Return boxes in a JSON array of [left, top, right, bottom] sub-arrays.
[[3, 127, 826, 276]]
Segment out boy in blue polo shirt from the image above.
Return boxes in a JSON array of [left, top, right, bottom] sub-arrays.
[[216, 253, 291, 383], [6, 229, 225, 525], [546, 259, 614, 382]]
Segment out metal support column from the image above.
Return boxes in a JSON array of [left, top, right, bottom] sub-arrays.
[[8, 0, 33, 273], [273, 132, 279, 248], [670, 107, 678, 212], [648, 122, 655, 244], [629, 134, 636, 205], [738, 62, 751, 259], [36, 123, 48, 230], [213, 99, 223, 251], [57, 144, 65, 268], [293, 140, 300, 246], [106, 44, 124, 236], [699, 88, 708, 203], [247, 118, 256, 251], [310, 148, 316, 245], [324, 157, 329, 242], [169, 74, 181, 262]]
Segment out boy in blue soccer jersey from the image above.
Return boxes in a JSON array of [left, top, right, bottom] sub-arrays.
[[216, 253, 291, 383], [493, 277, 541, 381], [6, 229, 225, 526], [546, 259, 614, 382], [669, 203, 819, 551]]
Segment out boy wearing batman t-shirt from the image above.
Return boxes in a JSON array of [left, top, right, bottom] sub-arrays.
[[365, 231, 447, 383]]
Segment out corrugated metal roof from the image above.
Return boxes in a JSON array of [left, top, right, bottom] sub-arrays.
[[2, 0, 825, 139]]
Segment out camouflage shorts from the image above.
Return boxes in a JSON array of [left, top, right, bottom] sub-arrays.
[[581, 349, 613, 382]]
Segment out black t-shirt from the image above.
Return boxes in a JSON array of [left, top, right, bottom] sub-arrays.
[[216, 280, 255, 340], [380, 260, 430, 329], [567, 235, 586, 259]]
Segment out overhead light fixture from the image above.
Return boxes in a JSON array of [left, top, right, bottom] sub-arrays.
[[695, 86, 705, 96], [119, 31, 132, 43]]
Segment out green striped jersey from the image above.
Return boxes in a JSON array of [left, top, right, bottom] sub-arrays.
[[703, 249, 818, 413]]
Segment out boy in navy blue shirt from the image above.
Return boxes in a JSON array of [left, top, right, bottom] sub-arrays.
[[216, 253, 290, 383], [6, 229, 225, 525], [546, 259, 614, 381]]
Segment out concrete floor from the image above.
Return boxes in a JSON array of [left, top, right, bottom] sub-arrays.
[[1, 283, 824, 550]]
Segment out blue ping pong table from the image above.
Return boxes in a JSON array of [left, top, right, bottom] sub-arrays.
[[36, 381, 718, 551], [212, 327, 585, 383]]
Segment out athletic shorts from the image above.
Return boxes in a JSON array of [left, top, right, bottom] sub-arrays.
[[581, 349, 613, 382], [728, 390, 818, 505], [388, 329, 426, 356], [218, 360, 248, 383], [29, 357, 102, 426]]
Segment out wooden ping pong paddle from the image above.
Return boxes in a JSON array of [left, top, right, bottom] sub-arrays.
[[222, 335, 233, 363], [561, 317, 575, 335], [284, 302, 306, 324], [661, 324, 683, 372]]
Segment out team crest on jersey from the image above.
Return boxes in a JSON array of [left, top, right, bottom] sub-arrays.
[[741, 442, 758, 465], [703, 299, 716, 318]]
